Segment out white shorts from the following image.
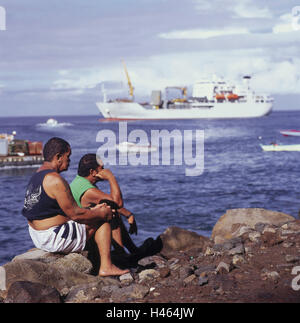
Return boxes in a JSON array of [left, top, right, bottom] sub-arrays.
[[28, 220, 87, 253]]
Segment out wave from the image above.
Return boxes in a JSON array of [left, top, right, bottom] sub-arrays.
[[36, 122, 73, 128]]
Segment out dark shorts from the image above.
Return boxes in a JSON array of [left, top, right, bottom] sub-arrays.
[[110, 215, 121, 230]]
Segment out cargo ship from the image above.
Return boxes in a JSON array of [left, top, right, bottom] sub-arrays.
[[0, 133, 43, 169], [96, 62, 273, 120]]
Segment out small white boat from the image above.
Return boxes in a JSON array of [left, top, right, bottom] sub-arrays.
[[46, 118, 58, 126], [37, 119, 72, 129], [280, 130, 300, 137], [260, 144, 300, 151], [116, 141, 157, 153]]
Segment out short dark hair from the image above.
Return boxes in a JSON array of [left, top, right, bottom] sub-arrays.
[[78, 153, 100, 177], [43, 137, 70, 162]]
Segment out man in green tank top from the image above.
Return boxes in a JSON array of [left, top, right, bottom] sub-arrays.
[[70, 153, 138, 254], [70, 174, 96, 208]]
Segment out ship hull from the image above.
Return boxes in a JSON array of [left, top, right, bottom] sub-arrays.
[[96, 101, 273, 120]]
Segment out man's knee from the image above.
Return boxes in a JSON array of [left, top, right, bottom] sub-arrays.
[[97, 221, 111, 234], [86, 221, 108, 240]]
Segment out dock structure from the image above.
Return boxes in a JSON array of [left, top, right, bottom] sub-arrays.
[[0, 155, 44, 168]]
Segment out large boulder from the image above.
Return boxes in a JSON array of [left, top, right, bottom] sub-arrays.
[[5, 281, 61, 303], [110, 284, 150, 302], [64, 279, 120, 303], [158, 226, 209, 258], [12, 249, 93, 274], [0, 259, 100, 298], [211, 208, 295, 244]]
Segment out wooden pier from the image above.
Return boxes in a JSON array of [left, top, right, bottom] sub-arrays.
[[0, 155, 44, 168]]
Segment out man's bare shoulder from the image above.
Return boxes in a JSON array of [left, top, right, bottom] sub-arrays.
[[43, 171, 62, 183], [43, 171, 69, 191], [42, 171, 72, 200]]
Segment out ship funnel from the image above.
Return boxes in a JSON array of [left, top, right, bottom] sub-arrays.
[[243, 75, 251, 90], [151, 90, 162, 109]]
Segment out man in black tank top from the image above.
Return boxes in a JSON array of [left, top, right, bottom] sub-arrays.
[[22, 137, 129, 277]]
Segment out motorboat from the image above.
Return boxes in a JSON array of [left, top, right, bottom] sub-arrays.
[[116, 141, 157, 153], [280, 130, 300, 137], [46, 118, 58, 126], [260, 143, 300, 151]]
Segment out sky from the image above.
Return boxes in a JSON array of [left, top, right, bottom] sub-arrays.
[[0, 0, 300, 116]]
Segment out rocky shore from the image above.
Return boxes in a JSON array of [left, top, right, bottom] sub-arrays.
[[1, 208, 300, 303]]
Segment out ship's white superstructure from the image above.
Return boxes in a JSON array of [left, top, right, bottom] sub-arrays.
[[96, 74, 273, 120]]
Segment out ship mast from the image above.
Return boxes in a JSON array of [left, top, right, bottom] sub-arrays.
[[122, 59, 134, 101]]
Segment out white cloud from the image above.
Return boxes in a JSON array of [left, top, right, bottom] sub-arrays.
[[49, 46, 300, 101], [58, 70, 70, 76], [51, 64, 137, 98], [47, 2, 300, 101], [193, 0, 272, 18], [192, 0, 214, 12], [253, 60, 300, 94], [130, 50, 300, 97], [88, 49, 300, 99], [159, 27, 250, 39], [233, 0, 272, 18], [272, 13, 300, 34], [51, 70, 102, 93]]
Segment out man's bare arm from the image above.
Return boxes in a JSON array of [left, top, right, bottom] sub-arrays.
[[44, 173, 112, 224], [80, 186, 135, 225], [95, 169, 123, 207], [81, 188, 111, 208]]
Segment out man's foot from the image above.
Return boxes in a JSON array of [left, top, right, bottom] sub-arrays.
[[99, 264, 129, 277]]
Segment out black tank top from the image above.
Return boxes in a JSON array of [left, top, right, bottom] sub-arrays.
[[22, 169, 67, 221]]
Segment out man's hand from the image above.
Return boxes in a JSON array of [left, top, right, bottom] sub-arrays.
[[93, 169, 123, 208], [95, 169, 114, 181], [90, 203, 114, 222], [128, 215, 138, 235], [119, 209, 137, 235]]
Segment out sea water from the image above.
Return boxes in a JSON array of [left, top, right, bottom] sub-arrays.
[[0, 111, 300, 265]]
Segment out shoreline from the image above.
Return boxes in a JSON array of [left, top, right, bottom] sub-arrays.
[[1, 208, 300, 303]]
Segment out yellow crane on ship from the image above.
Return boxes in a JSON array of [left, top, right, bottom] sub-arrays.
[[166, 86, 188, 103], [121, 59, 134, 101]]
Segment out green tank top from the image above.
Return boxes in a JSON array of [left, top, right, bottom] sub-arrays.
[[70, 175, 96, 208]]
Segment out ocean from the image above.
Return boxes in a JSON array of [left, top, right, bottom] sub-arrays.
[[1, 111, 300, 265]]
